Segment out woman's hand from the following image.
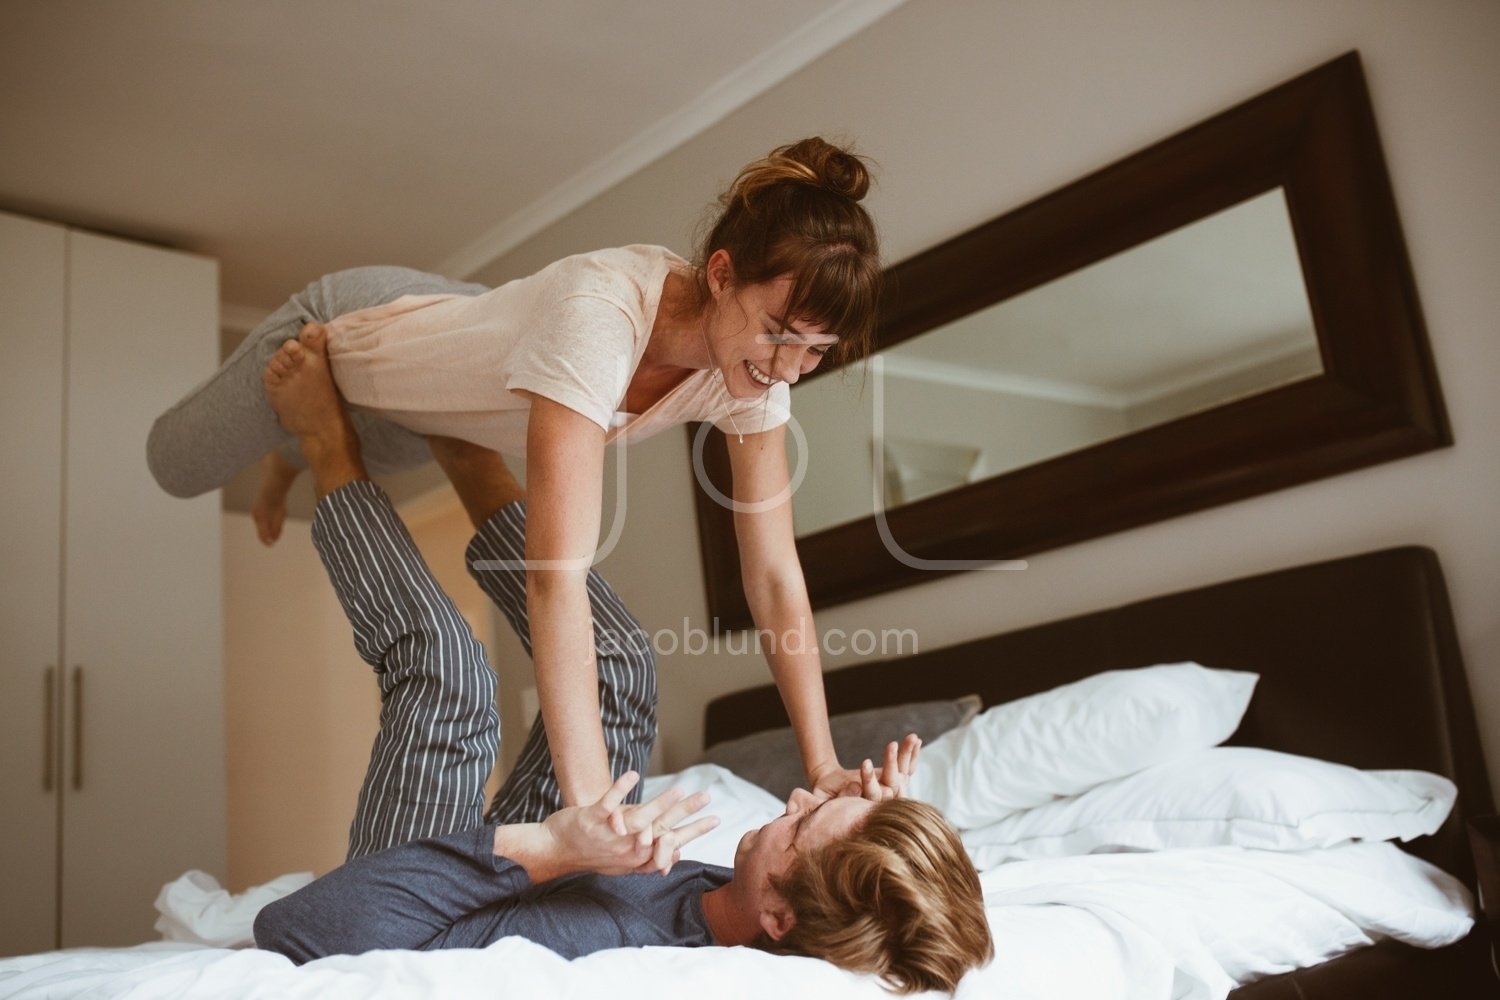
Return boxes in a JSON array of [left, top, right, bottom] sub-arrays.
[[539, 771, 719, 877], [808, 733, 922, 803]]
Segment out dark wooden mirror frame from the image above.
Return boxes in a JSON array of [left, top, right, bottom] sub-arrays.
[[687, 51, 1449, 632]]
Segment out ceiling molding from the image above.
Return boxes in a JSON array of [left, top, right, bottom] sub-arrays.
[[432, 0, 908, 280], [1122, 334, 1316, 405], [882, 332, 1319, 411]]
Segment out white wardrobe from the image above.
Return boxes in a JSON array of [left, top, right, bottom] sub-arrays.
[[0, 211, 226, 955]]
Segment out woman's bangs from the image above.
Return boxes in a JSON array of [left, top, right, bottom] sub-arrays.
[[784, 255, 876, 351]]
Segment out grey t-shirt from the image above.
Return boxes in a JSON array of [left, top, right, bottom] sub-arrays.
[[254, 826, 734, 963]]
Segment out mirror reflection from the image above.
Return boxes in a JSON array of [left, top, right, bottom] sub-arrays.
[[789, 188, 1322, 537]]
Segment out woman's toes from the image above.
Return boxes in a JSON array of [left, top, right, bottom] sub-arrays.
[[298, 322, 326, 352], [267, 342, 296, 375]]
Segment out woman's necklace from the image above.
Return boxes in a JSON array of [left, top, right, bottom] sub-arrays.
[[700, 324, 746, 443]]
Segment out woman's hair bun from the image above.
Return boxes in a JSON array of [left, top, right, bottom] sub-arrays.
[[779, 136, 871, 201], [729, 136, 872, 207], [695, 136, 882, 360]]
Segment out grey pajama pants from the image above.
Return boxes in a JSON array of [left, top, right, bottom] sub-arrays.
[[311, 479, 657, 859], [146, 267, 490, 499]]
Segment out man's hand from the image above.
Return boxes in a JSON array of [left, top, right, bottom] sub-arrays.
[[538, 771, 718, 878], [807, 733, 922, 803]]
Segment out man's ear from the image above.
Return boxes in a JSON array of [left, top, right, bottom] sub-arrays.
[[758, 902, 795, 942]]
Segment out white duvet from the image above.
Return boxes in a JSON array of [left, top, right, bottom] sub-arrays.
[[0, 766, 1474, 1000]]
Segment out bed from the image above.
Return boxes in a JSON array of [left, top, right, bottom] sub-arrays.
[[0, 545, 1493, 998], [705, 543, 1496, 998]]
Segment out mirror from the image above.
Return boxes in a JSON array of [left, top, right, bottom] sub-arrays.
[[690, 52, 1449, 629], [789, 188, 1322, 536]]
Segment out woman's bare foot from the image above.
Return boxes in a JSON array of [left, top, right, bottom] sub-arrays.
[[428, 435, 526, 529], [251, 451, 300, 546], [263, 326, 366, 499]]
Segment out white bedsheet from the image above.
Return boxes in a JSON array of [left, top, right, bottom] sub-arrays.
[[0, 766, 1474, 1000]]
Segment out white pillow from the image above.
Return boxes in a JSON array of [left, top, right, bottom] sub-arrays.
[[962, 747, 1457, 865], [908, 662, 1257, 828]]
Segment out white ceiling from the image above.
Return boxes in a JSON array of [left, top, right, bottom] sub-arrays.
[[0, 0, 902, 316]]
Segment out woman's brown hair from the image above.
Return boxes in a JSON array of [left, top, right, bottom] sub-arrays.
[[763, 798, 994, 994], [692, 137, 882, 365]]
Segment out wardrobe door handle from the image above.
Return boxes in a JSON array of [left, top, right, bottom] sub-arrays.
[[72, 666, 83, 791], [43, 666, 56, 792]]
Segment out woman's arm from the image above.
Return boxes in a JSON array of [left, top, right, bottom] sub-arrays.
[[725, 425, 843, 786], [518, 393, 616, 807], [726, 426, 923, 800]]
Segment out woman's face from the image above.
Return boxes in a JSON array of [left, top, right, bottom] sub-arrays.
[[705, 272, 841, 400]]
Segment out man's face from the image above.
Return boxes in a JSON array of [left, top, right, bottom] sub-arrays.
[[734, 788, 874, 888]]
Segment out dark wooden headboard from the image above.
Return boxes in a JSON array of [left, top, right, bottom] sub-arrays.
[[704, 546, 1493, 895]]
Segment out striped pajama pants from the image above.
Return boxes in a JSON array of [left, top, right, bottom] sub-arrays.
[[311, 480, 657, 860]]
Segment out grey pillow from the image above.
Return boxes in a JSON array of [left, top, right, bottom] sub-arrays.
[[696, 695, 982, 801]]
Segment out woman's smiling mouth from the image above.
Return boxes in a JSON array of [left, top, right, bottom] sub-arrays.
[[745, 360, 777, 387]]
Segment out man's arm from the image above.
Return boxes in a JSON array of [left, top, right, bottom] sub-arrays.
[[253, 826, 530, 962], [254, 774, 717, 962]]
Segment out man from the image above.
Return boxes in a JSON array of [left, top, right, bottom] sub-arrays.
[[250, 328, 993, 994]]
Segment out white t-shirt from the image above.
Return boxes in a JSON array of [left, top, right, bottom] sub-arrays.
[[323, 245, 791, 459]]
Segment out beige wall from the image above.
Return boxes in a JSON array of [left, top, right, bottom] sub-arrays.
[[467, 0, 1500, 781], [223, 494, 503, 890]]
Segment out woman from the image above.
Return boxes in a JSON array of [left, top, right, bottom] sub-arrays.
[[148, 136, 888, 811]]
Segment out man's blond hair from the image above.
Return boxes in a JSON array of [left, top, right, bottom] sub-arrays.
[[764, 798, 993, 993]]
